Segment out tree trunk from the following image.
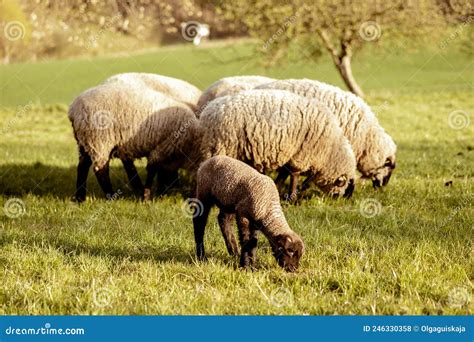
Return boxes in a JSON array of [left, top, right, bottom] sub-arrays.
[[317, 31, 365, 98], [336, 54, 365, 98], [2, 46, 11, 65]]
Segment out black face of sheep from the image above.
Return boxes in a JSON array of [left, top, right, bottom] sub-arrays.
[[271, 235, 304, 272], [326, 175, 355, 199], [343, 179, 355, 198], [372, 157, 396, 188]]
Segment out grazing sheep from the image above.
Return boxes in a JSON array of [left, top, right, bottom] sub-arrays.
[[68, 82, 200, 202], [103, 73, 202, 111], [193, 155, 304, 271], [256, 79, 397, 188], [102, 73, 202, 188], [196, 75, 275, 112], [198, 89, 357, 198]]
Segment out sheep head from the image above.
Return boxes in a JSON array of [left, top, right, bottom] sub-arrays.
[[359, 128, 397, 188], [371, 155, 396, 188], [271, 233, 305, 272]]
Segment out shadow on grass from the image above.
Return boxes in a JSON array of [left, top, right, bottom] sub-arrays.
[[53, 236, 195, 264], [0, 162, 194, 200], [0, 227, 238, 266]]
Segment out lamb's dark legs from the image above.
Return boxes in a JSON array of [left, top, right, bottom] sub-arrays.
[[237, 215, 258, 268], [121, 158, 143, 193], [143, 163, 158, 201], [93, 161, 114, 199], [74, 146, 92, 202], [193, 200, 211, 260], [247, 228, 258, 264], [217, 211, 239, 256]]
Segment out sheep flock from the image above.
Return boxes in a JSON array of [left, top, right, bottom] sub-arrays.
[[68, 73, 396, 271]]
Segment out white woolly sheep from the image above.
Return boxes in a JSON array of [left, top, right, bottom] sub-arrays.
[[196, 75, 275, 112], [193, 155, 304, 271], [256, 79, 397, 188], [103, 72, 202, 111], [102, 73, 202, 190], [68, 82, 200, 202], [198, 89, 357, 198]]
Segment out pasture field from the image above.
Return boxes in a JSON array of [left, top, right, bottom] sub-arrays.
[[0, 41, 472, 314]]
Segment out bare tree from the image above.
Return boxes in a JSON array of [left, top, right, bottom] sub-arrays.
[[217, 0, 448, 97]]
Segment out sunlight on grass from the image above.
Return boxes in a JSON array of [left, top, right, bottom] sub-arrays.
[[0, 42, 472, 314]]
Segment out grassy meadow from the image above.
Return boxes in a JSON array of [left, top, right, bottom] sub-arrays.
[[0, 41, 472, 314]]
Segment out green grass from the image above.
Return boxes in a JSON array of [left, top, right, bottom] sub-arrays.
[[0, 41, 473, 315], [1, 40, 472, 107]]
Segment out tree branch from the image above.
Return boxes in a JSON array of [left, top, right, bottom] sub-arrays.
[[316, 29, 340, 64]]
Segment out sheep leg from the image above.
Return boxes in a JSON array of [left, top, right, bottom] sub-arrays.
[[193, 199, 212, 260], [275, 167, 290, 192], [301, 175, 313, 191], [156, 168, 179, 195], [121, 158, 143, 193], [246, 227, 259, 265], [237, 214, 255, 268], [93, 162, 114, 200], [143, 163, 159, 201], [74, 146, 92, 202], [298, 174, 314, 198], [217, 211, 239, 257], [288, 172, 300, 201]]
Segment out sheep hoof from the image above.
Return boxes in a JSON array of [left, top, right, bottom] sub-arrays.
[[72, 195, 85, 203], [197, 255, 207, 262], [283, 193, 298, 202], [229, 250, 240, 258]]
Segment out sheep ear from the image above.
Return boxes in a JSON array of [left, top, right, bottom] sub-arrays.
[[274, 235, 293, 249], [284, 236, 293, 245]]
